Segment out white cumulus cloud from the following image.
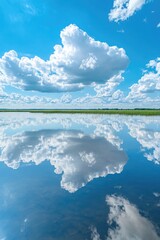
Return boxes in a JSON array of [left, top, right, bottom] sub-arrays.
[[127, 58, 160, 102], [109, 0, 148, 22], [0, 24, 128, 93]]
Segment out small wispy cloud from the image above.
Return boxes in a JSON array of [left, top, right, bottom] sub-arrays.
[[23, 2, 37, 16], [117, 29, 125, 33], [143, 18, 147, 23], [2, 0, 38, 24], [157, 23, 160, 28]]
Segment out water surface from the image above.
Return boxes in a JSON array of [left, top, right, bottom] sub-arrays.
[[0, 113, 160, 240]]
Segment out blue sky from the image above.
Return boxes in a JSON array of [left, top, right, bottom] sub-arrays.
[[0, 0, 160, 108]]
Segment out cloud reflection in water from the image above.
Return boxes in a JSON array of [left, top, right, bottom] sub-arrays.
[[0, 129, 127, 192], [91, 195, 160, 240], [0, 113, 160, 193]]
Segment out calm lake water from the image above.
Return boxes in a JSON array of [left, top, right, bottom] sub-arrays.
[[0, 113, 160, 240]]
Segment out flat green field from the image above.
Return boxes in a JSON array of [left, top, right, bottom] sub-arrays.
[[0, 109, 160, 115]]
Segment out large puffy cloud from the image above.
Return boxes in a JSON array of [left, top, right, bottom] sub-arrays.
[[109, 0, 148, 22], [0, 24, 128, 93], [127, 58, 160, 102]]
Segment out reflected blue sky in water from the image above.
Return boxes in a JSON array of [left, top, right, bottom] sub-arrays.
[[0, 113, 160, 239]]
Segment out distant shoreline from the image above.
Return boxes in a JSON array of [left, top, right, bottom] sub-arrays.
[[0, 109, 160, 115]]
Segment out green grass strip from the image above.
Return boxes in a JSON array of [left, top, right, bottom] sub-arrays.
[[0, 109, 160, 115]]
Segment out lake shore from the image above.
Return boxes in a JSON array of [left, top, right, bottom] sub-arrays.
[[0, 109, 160, 115]]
